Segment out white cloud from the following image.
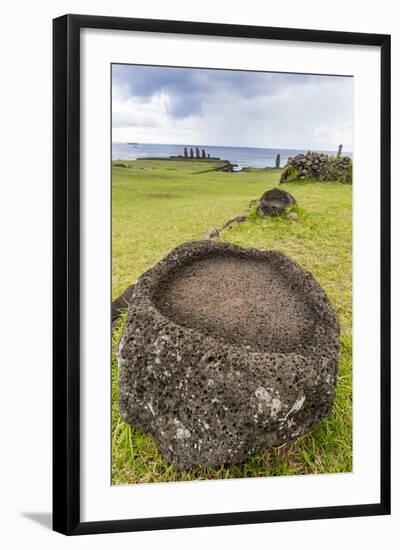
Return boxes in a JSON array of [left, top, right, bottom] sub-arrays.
[[112, 71, 353, 151]]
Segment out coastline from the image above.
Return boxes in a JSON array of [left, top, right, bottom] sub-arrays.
[[112, 142, 351, 169]]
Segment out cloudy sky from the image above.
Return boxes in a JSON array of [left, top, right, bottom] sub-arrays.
[[112, 64, 353, 151]]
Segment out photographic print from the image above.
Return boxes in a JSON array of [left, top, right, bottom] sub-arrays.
[[111, 63, 353, 485], [53, 15, 390, 534]]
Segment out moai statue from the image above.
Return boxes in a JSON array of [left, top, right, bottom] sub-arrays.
[[207, 153, 210, 158], [202, 149, 206, 159], [275, 153, 281, 168], [337, 144, 343, 158], [195, 147, 200, 158], [190, 148, 194, 158], [184, 147, 188, 158]]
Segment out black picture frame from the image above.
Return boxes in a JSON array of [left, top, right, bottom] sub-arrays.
[[53, 14, 391, 536]]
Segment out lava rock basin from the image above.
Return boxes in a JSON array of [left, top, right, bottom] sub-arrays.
[[118, 240, 340, 468]]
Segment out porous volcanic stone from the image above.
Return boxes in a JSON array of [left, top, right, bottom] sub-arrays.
[[118, 241, 340, 468], [257, 187, 296, 216]]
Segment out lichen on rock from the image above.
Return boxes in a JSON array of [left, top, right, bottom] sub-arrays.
[[118, 240, 340, 468]]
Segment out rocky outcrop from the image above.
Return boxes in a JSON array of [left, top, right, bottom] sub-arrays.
[[118, 240, 339, 468], [280, 151, 352, 183]]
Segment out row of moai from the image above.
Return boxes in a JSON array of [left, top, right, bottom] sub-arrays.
[[184, 147, 211, 159]]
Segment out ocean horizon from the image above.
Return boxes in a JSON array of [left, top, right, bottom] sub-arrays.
[[112, 142, 352, 169]]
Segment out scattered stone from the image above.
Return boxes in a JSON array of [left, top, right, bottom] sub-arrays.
[[222, 215, 247, 229], [204, 227, 220, 240], [248, 199, 259, 209], [118, 240, 339, 468], [288, 212, 298, 222], [257, 187, 296, 216]]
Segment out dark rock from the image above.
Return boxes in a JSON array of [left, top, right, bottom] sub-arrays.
[[248, 199, 259, 209], [216, 162, 238, 172], [113, 163, 128, 168], [222, 215, 248, 229], [118, 241, 339, 468], [257, 187, 296, 216]]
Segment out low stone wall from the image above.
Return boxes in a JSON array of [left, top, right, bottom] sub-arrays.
[[280, 151, 352, 184]]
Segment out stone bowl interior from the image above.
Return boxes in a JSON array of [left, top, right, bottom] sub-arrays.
[[119, 242, 340, 467], [152, 251, 317, 353]]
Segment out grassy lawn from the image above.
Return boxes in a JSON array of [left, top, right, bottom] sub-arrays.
[[112, 158, 352, 484]]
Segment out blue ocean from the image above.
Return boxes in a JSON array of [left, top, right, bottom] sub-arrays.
[[112, 143, 351, 169]]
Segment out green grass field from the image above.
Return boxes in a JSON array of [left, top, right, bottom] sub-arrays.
[[112, 158, 352, 484]]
